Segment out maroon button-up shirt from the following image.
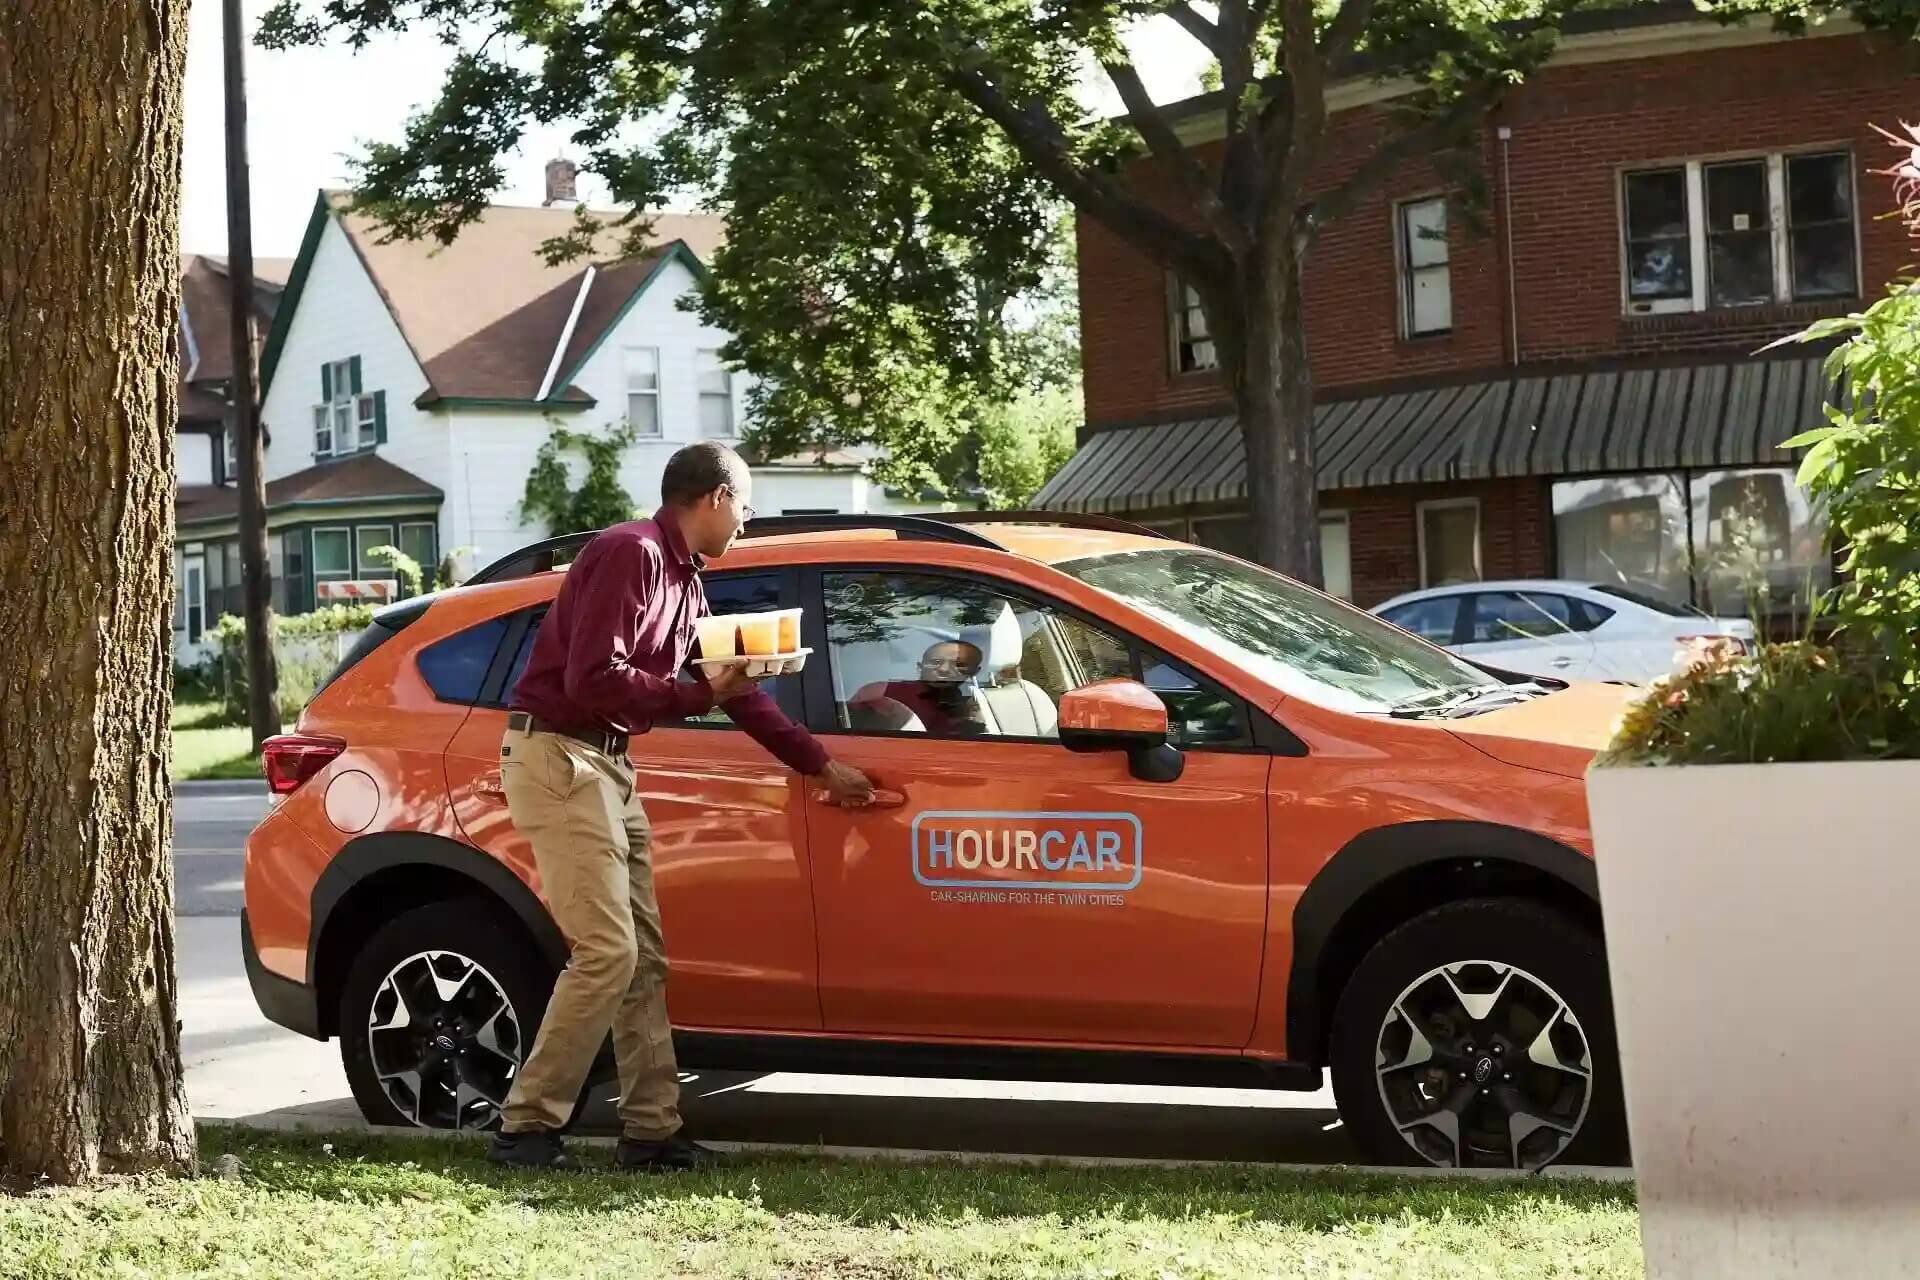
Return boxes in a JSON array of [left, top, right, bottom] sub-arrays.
[[509, 509, 830, 776]]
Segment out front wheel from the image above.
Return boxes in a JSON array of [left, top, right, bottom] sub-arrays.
[[338, 900, 556, 1131], [1328, 898, 1626, 1170]]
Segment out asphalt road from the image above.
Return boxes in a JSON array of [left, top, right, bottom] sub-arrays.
[[174, 784, 1357, 1161]]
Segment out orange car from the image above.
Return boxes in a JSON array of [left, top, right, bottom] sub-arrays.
[[241, 512, 1632, 1170]]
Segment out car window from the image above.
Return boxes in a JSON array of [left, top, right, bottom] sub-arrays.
[[1380, 596, 1462, 644], [1141, 649, 1251, 748], [822, 571, 1130, 740], [1574, 599, 1615, 630], [1057, 548, 1492, 716], [417, 614, 512, 704], [500, 608, 548, 705], [1591, 582, 1700, 616], [680, 573, 786, 727], [1469, 592, 1582, 643]]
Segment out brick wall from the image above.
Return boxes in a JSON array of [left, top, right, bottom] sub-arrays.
[[1079, 27, 1917, 429], [1327, 478, 1551, 606]]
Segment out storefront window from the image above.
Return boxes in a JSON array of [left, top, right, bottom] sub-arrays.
[[1552, 473, 1691, 608], [1691, 468, 1830, 616], [1553, 467, 1828, 618]]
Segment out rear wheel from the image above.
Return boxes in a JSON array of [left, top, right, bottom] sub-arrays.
[[1328, 898, 1626, 1170], [338, 901, 555, 1131]]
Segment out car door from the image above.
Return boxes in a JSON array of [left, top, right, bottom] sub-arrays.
[[1378, 594, 1465, 649], [443, 569, 824, 1033], [1455, 591, 1596, 680], [797, 565, 1270, 1050]]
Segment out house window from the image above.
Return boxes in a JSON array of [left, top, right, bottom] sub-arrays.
[[625, 347, 661, 437], [312, 528, 352, 594], [1168, 276, 1217, 374], [281, 530, 308, 615], [1787, 152, 1857, 299], [697, 348, 735, 437], [312, 356, 378, 458], [355, 524, 395, 578], [1320, 510, 1353, 600], [181, 552, 207, 644], [1396, 197, 1451, 337], [398, 521, 438, 594], [222, 425, 239, 483], [1417, 498, 1481, 588], [1622, 151, 1857, 314]]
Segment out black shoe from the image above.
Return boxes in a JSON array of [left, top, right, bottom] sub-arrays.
[[487, 1128, 574, 1170], [615, 1131, 719, 1172]]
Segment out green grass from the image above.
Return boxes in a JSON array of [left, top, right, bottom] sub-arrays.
[[0, 1127, 1644, 1279], [170, 701, 266, 781]]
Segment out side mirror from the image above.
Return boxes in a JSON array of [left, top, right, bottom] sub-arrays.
[[1059, 679, 1184, 783]]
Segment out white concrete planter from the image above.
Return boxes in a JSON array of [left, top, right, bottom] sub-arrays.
[[1588, 760, 1920, 1278]]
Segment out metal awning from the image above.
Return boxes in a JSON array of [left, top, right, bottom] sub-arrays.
[[1034, 353, 1836, 514]]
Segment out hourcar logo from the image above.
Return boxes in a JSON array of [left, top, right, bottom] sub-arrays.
[[912, 810, 1143, 892]]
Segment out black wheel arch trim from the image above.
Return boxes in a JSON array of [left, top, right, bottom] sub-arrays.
[[1284, 820, 1598, 1068], [242, 908, 323, 1040], [309, 831, 569, 990]]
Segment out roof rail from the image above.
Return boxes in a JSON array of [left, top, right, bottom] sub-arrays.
[[924, 510, 1170, 539], [736, 513, 999, 548], [464, 512, 1003, 587], [466, 531, 599, 585]]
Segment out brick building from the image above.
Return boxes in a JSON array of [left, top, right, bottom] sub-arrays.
[[1036, 7, 1912, 616]]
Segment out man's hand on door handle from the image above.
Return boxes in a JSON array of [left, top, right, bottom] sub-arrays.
[[811, 759, 877, 808]]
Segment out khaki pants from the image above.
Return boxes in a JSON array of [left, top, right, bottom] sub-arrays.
[[497, 724, 681, 1140]]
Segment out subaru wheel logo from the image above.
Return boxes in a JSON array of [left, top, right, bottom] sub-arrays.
[[1472, 1056, 1495, 1085]]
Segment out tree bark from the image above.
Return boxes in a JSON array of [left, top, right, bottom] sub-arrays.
[[1230, 234, 1322, 584], [0, 0, 196, 1183]]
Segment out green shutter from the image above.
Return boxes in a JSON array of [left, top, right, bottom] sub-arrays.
[[373, 389, 388, 444], [321, 362, 333, 401], [349, 356, 363, 395]]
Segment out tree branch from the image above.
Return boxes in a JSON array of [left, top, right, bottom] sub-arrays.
[[1102, 58, 1249, 254], [1266, 0, 1325, 222], [944, 58, 1228, 289], [1319, 0, 1375, 66], [1164, 1, 1223, 55], [1302, 90, 1494, 237]]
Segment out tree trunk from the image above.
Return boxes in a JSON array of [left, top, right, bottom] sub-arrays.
[[1233, 235, 1321, 584], [0, 0, 196, 1183]]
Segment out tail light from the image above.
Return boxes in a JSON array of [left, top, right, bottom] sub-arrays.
[[261, 734, 345, 796]]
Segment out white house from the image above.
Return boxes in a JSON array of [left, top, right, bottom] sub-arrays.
[[174, 176, 936, 654]]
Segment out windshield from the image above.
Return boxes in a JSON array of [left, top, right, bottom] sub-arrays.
[[1054, 547, 1499, 714]]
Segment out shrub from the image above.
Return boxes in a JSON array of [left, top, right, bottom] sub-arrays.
[[209, 604, 375, 722]]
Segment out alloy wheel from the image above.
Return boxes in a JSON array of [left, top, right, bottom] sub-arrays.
[[1374, 959, 1593, 1169], [366, 949, 523, 1130]]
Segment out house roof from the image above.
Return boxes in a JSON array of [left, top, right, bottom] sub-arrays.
[[179, 253, 291, 393], [286, 192, 726, 405], [1033, 351, 1836, 513], [176, 452, 443, 527]]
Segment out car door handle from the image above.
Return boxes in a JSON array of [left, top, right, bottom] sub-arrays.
[[812, 787, 907, 809], [1550, 656, 1574, 668], [475, 773, 508, 801]]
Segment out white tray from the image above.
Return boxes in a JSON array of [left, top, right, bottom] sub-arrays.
[[693, 648, 810, 677]]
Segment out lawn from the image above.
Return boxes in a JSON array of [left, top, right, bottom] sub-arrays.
[[171, 701, 272, 781], [0, 1128, 1644, 1279]]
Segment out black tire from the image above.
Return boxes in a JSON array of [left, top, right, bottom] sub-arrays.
[[338, 899, 557, 1131], [1328, 897, 1627, 1170]]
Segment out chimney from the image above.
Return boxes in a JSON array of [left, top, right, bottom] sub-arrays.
[[543, 157, 579, 207]]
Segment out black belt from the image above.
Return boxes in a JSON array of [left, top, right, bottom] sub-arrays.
[[507, 710, 629, 756]]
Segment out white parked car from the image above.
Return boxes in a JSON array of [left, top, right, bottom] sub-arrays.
[[1371, 580, 1755, 686]]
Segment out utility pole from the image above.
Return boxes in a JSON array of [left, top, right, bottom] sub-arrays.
[[223, 0, 278, 747]]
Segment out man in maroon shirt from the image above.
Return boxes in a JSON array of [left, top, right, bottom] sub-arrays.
[[489, 442, 872, 1172]]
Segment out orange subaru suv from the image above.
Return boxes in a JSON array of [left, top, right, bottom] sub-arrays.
[[242, 513, 1633, 1170]]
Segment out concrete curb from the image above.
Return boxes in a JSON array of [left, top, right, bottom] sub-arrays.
[[195, 1115, 1636, 1183], [174, 780, 268, 797]]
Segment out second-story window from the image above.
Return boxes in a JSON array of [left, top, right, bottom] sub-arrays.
[[312, 356, 381, 458], [1396, 196, 1452, 337], [1167, 276, 1218, 374], [625, 347, 661, 437], [697, 348, 735, 437], [1622, 151, 1857, 315]]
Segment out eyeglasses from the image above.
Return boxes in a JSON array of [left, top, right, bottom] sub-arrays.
[[722, 484, 756, 522]]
